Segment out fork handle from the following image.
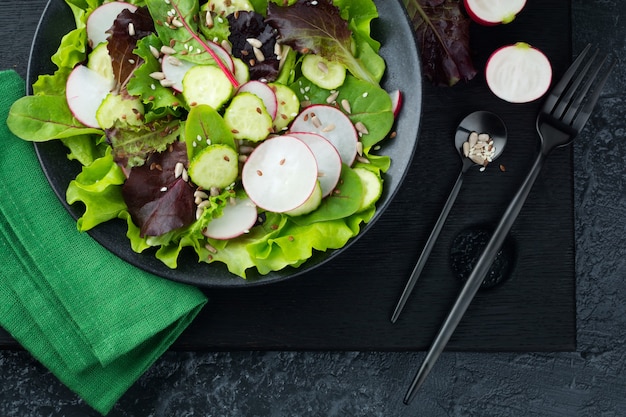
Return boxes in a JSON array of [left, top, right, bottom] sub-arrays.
[[404, 151, 547, 404]]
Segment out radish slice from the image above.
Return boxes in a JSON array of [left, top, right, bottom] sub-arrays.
[[205, 40, 235, 74], [242, 136, 318, 213], [87, 2, 138, 47], [66, 65, 115, 128], [237, 81, 278, 120], [485, 43, 552, 103], [463, 0, 526, 25], [289, 132, 342, 197], [289, 104, 358, 165], [202, 197, 258, 240], [161, 55, 196, 92], [389, 89, 403, 118]]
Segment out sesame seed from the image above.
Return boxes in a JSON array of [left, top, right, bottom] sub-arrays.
[[160, 186, 168, 192], [128, 23, 135, 36]]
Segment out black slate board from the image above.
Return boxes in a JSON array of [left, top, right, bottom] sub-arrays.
[[172, 0, 575, 351], [0, 0, 575, 351]]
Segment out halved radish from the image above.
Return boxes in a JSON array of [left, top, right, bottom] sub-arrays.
[[202, 197, 258, 240], [463, 0, 526, 26], [289, 132, 342, 197], [389, 89, 402, 118], [161, 55, 196, 92], [237, 80, 278, 120], [242, 136, 318, 213], [289, 104, 358, 165], [66, 65, 115, 128], [485, 43, 552, 103], [87, 2, 138, 48]]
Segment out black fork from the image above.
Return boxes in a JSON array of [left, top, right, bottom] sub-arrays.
[[402, 44, 615, 405]]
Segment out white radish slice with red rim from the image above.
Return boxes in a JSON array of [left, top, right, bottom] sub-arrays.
[[242, 136, 318, 213], [389, 89, 403, 118], [485, 43, 552, 103], [66, 65, 115, 128], [205, 40, 236, 74], [237, 80, 278, 120], [87, 2, 138, 48], [161, 55, 196, 92], [289, 104, 358, 166], [463, 0, 526, 25], [289, 132, 342, 197], [202, 197, 258, 240]]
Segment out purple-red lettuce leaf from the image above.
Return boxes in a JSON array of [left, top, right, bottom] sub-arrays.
[[106, 117, 181, 168], [107, 6, 155, 93], [266, 0, 379, 86], [401, 0, 476, 86], [227, 11, 281, 82], [122, 141, 196, 237]]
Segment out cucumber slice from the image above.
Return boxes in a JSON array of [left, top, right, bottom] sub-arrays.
[[87, 42, 114, 83], [96, 93, 144, 129], [233, 57, 250, 85], [301, 54, 346, 90], [223, 92, 273, 142], [269, 82, 300, 132], [182, 65, 234, 110], [285, 181, 322, 216], [353, 167, 383, 212], [188, 144, 239, 190]]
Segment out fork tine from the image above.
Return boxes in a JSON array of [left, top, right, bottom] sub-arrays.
[[542, 44, 591, 114], [565, 57, 615, 130], [552, 49, 599, 119]]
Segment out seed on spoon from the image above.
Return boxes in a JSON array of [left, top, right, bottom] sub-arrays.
[[464, 131, 496, 168]]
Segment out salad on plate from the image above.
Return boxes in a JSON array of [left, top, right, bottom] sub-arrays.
[[8, 0, 401, 279]]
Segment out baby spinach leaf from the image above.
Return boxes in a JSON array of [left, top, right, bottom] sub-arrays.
[[184, 105, 235, 160], [291, 164, 363, 225], [7, 95, 102, 141]]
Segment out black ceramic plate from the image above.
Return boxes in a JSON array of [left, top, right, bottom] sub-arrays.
[[27, 0, 422, 288]]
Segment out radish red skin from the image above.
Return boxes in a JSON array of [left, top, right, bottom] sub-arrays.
[[87, 2, 138, 47], [463, 0, 526, 26]]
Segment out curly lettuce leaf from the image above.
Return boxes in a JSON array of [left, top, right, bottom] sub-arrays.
[[401, 0, 476, 86], [106, 117, 180, 167], [127, 34, 183, 117], [66, 149, 127, 231]]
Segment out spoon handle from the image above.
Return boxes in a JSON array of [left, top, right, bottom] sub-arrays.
[[391, 161, 470, 323], [403, 152, 547, 404]]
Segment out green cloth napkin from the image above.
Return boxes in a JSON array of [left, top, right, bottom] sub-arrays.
[[0, 70, 208, 415]]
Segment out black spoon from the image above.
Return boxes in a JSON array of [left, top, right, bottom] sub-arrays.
[[391, 111, 507, 323]]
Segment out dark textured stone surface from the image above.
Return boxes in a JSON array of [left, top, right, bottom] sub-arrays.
[[1, 0, 625, 416]]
